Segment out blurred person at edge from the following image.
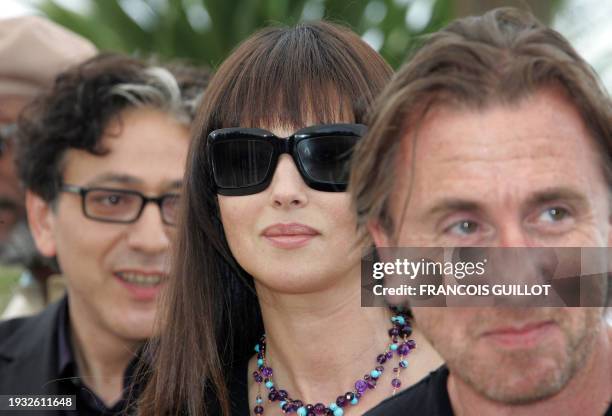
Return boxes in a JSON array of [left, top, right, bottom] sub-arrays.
[[0, 16, 96, 319], [0, 53, 209, 415], [351, 8, 612, 416], [138, 21, 443, 416]]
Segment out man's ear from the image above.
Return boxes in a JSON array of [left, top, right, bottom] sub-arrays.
[[368, 219, 392, 248], [26, 190, 57, 257]]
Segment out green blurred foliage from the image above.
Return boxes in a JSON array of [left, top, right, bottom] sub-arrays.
[[36, 0, 458, 69], [0, 267, 21, 312], [36, 0, 564, 69]]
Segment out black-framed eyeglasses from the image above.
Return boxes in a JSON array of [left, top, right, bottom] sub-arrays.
[[207, 123, 367, 196], [60, 184, 180, 225], [0, 123, 17, 157]]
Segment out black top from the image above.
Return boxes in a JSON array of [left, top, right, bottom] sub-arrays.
[[364, 365, 612, 416], [0, 297, 139, 416]]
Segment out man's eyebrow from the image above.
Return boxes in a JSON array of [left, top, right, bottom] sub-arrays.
[[86, 174, 182, 191], [86, 174, 143, 187], [165, 180, 182, 190], [425, 198, 482, 217], [525, 187, 589, 208]]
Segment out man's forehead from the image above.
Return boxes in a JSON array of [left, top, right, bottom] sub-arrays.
[[398, 89, 599, 173], [390, 88, 608, 213]]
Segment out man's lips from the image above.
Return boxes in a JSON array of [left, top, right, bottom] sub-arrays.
[[261, 223, 320, 249], [113, 270, 168, 286], [481, 320, 557, 348]]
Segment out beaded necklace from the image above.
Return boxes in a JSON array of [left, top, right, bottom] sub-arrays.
[[251, 311, 416, 415]]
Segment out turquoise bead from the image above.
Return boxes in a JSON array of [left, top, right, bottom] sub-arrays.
[[257, 358, 264, 366], [265, 381, 274, 389], [297, 407, 307, 416], [395, 316, 406, 325], [256, 398, 263, 404], [333, 409, 344, 416], [329, 403, 338, 411], [350, 397, 359, 405], [390, 343, 398, 351], [370, 369, 381, 378], [254, 344, 260, 352], [279, 401, 286, 408], [400, 360, 409, 367]]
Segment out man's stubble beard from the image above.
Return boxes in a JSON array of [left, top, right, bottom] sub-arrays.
[[432, 308, 602, 405]]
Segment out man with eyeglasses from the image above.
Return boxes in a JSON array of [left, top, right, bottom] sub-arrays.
[[0, 16, 96, 319], [0, 54, 209, 415]]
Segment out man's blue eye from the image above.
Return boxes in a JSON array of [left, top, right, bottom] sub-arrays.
[[539, 207, 569, 223], [448, 220, 478, 235]]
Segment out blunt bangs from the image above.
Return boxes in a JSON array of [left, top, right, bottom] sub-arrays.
[[203, 22, 391, 131]]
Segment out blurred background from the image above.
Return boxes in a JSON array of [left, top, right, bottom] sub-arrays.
[[1, 0, 611, 310]]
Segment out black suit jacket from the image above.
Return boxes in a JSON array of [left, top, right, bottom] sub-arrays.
[[0, 298, 64, 395], [0, 299, 74, 416]]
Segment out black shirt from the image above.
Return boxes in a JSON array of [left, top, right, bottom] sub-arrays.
[[55, 299, 139, 416], [364, 365, 612, 416]]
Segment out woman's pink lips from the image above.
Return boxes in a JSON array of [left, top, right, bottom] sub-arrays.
[[261, 223, 320, 249], [481, 320, 556, 348]]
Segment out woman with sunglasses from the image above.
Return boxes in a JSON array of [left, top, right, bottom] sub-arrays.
[[138, 21, 442, 416]]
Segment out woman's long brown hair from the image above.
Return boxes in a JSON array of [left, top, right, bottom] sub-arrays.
[[137, 21, 393, 416]]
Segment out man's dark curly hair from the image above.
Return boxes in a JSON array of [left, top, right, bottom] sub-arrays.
[[16, 52, 210, 202]]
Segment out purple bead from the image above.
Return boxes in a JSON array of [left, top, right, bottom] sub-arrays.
[[254, 405, 264, 414], [344, 392, 355, 401], [364, 375, 371, 381], [307, 412, 316, 416], [268, 390, 278, 401], [277, 390, 288, 400], [391, 378, 402, 388], [255, 375, 263, 383], [388, 327, 400, 336], [314, 403, 326, 414], [398, 343, 410, 355], [401, 325, 413, 336], [355, 379, 368, 393], [385, 351, 394, 359], [376, 354, 387, 364], [293, 400, 303, 408], [355, 392, 362, 399], [367, 379, 377, 389], [336, 395, 347, 408], [262, 367, 273, 377], [375, 365, 384, 373], [393, 367, 399, 372], [407, 339, 417, 349]]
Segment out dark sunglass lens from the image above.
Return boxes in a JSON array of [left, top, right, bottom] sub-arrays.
[[297, 136, 359, 185], [211, 139, 274, 189]]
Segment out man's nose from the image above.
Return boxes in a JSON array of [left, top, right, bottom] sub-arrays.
[[126, 202, 170, 253]]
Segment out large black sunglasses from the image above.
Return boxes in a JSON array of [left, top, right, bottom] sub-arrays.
[[208, 123, 366, 196]]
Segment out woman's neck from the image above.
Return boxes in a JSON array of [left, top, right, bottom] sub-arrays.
[[249, 264, 442, 414]]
